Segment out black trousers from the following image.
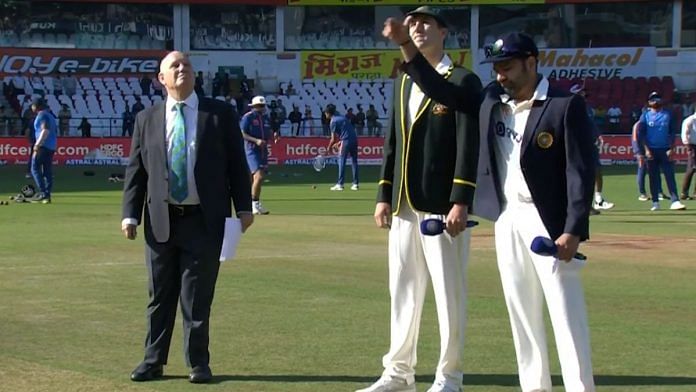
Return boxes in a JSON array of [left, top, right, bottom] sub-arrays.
[[141, 208, 222, 367]]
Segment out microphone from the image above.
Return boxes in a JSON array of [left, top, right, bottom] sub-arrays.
[[530, 236, 557, 256], [530, 236, 587, 260], [420, 219, 478, 236]]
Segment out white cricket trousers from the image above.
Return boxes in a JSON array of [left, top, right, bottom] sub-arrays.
[[494, 202, 595, 392], [382, 204, 471, 388]]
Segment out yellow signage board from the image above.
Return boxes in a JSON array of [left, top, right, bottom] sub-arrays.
[[289, 0, 544, 5], [301, 50, 472, 79]]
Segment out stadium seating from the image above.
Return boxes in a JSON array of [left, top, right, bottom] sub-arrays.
[[548, 75, 679, 133], [13, 73, 672, 137]]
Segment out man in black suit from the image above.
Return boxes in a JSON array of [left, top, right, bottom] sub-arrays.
[[361, 7, 481, 392], [121, 51, 253, 384], [386, 25, 596, 392]]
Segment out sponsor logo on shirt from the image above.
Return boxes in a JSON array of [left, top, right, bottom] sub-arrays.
[[495, 121, 522, 143]]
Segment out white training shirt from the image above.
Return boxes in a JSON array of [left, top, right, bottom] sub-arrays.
[[607, 106, 622, 123], [682, 113, 696, 145], [493, 77, 550, 208]]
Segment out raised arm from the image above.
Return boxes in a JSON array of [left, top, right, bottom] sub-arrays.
[[382, 16, 481, 116]]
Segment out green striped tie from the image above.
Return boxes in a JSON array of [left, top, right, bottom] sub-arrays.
[[170, 102, 188, 203]]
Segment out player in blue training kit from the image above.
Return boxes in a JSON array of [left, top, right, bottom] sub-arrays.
[[241, 96, 278, 214], [325, 104, 359, 191], [637, 92, 686, 211], [30, 97, 58, 203]]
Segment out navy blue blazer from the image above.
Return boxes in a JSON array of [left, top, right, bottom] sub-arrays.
[[401, 53, 595, 241]]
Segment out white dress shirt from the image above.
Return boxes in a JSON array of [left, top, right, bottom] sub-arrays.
[[493, 77, 550, 207], [121, 92, 201, 229]]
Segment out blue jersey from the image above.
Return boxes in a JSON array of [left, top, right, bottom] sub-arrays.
[[330, 114, 357, 144], [240, 110, 272, 150], [34, 110, 58, 151], [639, 109, 675, 149]]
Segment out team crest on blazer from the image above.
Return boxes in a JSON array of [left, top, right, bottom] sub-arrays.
[[536, 131, 554, 149], [432, 103, 448, 115]]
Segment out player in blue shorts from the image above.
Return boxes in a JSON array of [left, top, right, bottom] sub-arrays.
[[325, 104, 359, 191], [241, 96, 278, 214]]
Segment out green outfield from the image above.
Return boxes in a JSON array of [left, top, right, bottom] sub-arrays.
[[0, 164, 694, 392]]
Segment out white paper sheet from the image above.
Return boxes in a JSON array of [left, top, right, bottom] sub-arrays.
[[219, 217, 242, 262]]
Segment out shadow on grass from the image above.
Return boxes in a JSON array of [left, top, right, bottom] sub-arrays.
[[208, 373, 696, 386]]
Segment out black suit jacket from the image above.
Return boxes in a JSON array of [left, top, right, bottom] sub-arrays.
[[122, 96, 252, 243], [401, 53, 595, 241], [377, 61, 482, 215]]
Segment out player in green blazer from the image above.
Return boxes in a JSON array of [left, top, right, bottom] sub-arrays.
[[360, 6, 482, 392]]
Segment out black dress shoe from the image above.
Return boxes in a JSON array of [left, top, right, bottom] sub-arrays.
[[130, 363, 163, 382], [189, 365, 213, 383]]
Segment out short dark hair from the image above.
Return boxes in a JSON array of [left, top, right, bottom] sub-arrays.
[[325, 104, 336, 115]]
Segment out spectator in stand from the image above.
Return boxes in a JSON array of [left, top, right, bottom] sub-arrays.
[[285, 82, 296, 96], [346, 107, 356, 125], [212, 72, 223, 97], [57, 104, 71, 137], [195, 71, 205, 97], [276, 98, 287, 126], [269, 110, 281, 134], [354, 105, 366, 135], [224, 95, 238, 115], [78, 117, 92, 138], [303, 105, 314, 136], [607, 103, 622, 133], [0, 104, 11, 136], [140, 74, 152, 96], [122, 106, 135, 137], [221, 72, 230, 97], [680, 111, 696, 200], [30, 74, 44, 96], [288, 105, 302, 136], [132, 97, 145, 117], [321, 106, 331, 136], [240, 75, 252, 101], [637, 92, 686, 211], [63, 71, 78, 97], [366, 104, 379, 135], [204, 71, 213, 97]]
